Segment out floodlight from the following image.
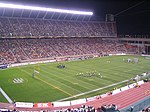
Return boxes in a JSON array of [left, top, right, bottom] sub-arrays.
[[0, 3, 93, 15]]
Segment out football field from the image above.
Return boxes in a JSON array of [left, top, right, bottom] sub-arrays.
[[0, 55, 150, 103]]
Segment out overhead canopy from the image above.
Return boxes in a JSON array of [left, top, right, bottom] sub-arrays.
[[0, 2, 97, 21], [0, 2, 93, 15]]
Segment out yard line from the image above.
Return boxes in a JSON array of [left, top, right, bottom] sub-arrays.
[[22, 66, 101, 96], [30, 65, 117, 97], [106, 64, 149, 76], [41, 66, 99, 90], [35, 76, 72, 96], [35, 66, 120, 97], [25, 66, 91, 95], [55, 79, 129, 102], [100, 70, 127, 81], [40, 68, 121, 94], [0, 87, 13, 103], [37, 72, 83, 94], [65, 67, 111, 86], [19, 68, 73, 97], [16, 56, 150, 102], [30, 66, 85, 93], [62, 63, 113, 86]]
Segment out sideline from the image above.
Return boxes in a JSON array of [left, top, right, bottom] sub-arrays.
[[56, 79, 129, 101], [0, 87, 13, 103]]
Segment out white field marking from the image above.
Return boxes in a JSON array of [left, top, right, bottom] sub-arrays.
[[18, 57, 144, 88], [19, 68, 74, 96], [30, 61, 127, 93], [37, 67, 113, 96], [41, 68, 114, 92], [56, 64, 115, 86], [113, 73, 119, 74], [88, 79, 94, 81], [13, 78, 24, 84], [55, 79, 129, 102], [40, 73, 82, 93], [20, 78, 24, 81], [96, 66, 131, 79], [100, 71, 127, 81], [41, 66, 99, 89], [73, 83, 78, 84], [33, 69, 83, 94], [124, 68, 148, 74], [19, 68, 83, 94], [17, 58, 149, 100], [102, 63, 149, 78], [0, 87, 13, 103], [124, 70, 133, 72]]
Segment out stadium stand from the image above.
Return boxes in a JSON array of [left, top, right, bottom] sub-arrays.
[[1, 16, 145, 66], [0, 1, 150, 112], [0, 13, 146, 112], [0, 37, 138, 64], [0, 17, 132, 64], [0, 17, 117, 37]]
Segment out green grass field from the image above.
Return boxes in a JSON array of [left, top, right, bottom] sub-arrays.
[[0, 55, 150, 103]]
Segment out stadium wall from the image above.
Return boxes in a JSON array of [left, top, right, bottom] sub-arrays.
[[7, 54, 150, 69], [120, 96, 150, 112], [8, 53, 124, 68]]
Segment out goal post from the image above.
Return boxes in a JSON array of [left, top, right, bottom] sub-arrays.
[[34, 63, 40, 72], [32, 63, 40, 78]]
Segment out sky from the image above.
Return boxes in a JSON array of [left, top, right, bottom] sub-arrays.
[[0, 0, 150, 35]]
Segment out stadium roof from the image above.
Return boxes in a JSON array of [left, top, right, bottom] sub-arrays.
[[0, 3, 93, 15], [0, 0, 150, 35], [0, 2, 94, 21]]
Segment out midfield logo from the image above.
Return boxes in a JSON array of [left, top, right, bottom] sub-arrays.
[[13, 78, 24, 84]]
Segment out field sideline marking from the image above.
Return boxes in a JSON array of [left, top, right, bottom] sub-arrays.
[[38, 65, 124, 95], [35, 76, 73, 96], [55, 79, 129, 102], [17, 57, 149, 102], [0, 87, 13, 103], [27, 61, 148, 100]]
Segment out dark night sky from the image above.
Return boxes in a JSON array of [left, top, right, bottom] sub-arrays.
[[0, 0, 150, 35]]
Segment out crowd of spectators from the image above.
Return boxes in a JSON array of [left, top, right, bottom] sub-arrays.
[[142, 106, 150, 112], [55, 105, 96, 112], [39, 104, 119, 112], [0, 17, 117, 37], [0, 17, 139, 64], [0, 104, 118, 112], [98, 104, 118, 112], [0, 37, 138, 64]]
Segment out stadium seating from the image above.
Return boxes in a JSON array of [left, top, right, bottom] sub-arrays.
[[0, 17, 139, 64], [0, 37, 138, 64], [0, 17, 117, 37]]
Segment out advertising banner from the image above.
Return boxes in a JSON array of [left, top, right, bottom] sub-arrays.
[[15, 102, 33, 108], [34, 102, 52, 108]]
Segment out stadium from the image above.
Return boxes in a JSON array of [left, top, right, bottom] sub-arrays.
[[0, 0, 150, 112]]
